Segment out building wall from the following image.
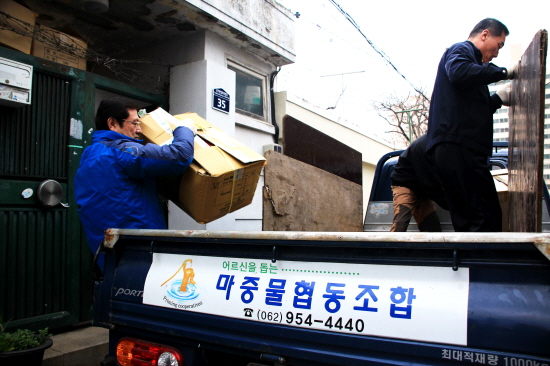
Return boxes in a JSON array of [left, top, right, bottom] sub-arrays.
[[162, 28, 279, 231], [275, 91, 395, 219], [181, 0, 295, 65]]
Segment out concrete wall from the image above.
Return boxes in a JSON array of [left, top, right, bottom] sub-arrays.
[[181, 0, 295, 65], [164, 28, 276, 231], [274, 91, 395, 218]]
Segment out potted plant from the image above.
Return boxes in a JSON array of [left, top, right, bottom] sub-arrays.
[[0, 322, 53, 366]]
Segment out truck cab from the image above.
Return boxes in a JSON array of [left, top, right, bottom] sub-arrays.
[[364, 142, 550, 232]]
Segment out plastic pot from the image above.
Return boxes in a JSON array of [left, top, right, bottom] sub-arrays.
[[0, 337, 53, 366]]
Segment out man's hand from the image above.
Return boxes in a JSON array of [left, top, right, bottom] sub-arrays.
[[505, 63, 518, 80], [496, 85, 511, 106], [174, 118, 197, 135]]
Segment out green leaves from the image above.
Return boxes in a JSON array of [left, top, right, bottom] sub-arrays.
[[0, 322, 51, 353]]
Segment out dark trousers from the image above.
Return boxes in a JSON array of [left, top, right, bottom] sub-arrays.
[[432, 143, 502, 232]]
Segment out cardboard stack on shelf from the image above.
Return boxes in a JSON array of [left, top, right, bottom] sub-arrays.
[[0, 0, 36, 54], [0, 1, 87, 70], [140, 108, 266, 224], [31, 24, 88, 71]]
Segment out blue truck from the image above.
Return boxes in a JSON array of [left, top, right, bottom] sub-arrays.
[[94, 145, 550, 366]]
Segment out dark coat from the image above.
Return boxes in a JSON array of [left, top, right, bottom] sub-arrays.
[[391, 135, 447, 209], [426, 40, 506, 155]]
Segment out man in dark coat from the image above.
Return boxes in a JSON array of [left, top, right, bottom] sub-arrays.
[[426, 18, 516, 232]]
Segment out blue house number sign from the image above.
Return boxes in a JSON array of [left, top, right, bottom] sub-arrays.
[[213, 88, 230, 113]]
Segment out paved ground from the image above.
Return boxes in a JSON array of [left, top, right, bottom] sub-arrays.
[[42, 326, 108, 366]]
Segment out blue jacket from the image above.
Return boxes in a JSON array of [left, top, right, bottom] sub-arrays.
[[426, 40, 507, 155], [75, 126, 194, 268]]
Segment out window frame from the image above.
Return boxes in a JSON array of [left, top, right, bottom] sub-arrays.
[[227, 59, 270, 125]]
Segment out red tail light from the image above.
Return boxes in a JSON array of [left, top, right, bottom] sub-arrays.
[[116, 337, 184, 366]]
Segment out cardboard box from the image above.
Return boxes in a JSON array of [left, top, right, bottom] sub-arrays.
[[139, 107, 180, 145], [0, 0, 36, 54], [31, 24, 87, 70], [143, 110, 266, 224], [492, 169, 509, 232]]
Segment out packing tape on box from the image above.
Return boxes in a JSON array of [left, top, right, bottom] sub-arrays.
[[214, 147, 239, 213]]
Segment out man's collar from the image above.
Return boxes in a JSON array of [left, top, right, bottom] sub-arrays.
[[93, 129, 144, 143], [465, 40, 483, 63]]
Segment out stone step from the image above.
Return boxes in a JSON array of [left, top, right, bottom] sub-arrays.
[[42, 326, 108, 366]]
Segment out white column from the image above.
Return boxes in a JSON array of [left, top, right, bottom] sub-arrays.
[[168, 59, 238, 231]]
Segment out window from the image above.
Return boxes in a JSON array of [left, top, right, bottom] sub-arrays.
[[227, 61, 268, 122]]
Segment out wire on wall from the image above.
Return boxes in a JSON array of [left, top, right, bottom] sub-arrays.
[[327, 0, 430, 102]]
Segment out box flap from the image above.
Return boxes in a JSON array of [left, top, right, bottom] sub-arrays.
[[193, 146, 246, 176], [139, 108, 175, 146], [175, 113, 266, 164]]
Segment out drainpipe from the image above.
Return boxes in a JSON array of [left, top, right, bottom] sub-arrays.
[[270, 67, 281, 144]]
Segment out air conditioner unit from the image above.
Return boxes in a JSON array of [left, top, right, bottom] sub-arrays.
[[263, 143, 283, 155], [0, 57, 33, 107]]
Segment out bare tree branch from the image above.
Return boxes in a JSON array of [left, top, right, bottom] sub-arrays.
[[373, 87, 430, 147]]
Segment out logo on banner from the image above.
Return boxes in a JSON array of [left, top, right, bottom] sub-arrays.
[[160, 259, 203, 309]]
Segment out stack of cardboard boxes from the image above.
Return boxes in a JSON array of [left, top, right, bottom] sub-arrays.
[[1, 0, 87, 70], [140, 108, 266, 224], [0, 0, 35, 53], [31, 24, 87, 70]]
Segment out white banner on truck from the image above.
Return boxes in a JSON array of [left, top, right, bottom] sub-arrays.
[[143, 254, 469, 345]]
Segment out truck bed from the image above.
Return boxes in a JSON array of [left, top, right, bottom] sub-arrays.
[[95, 229, 550, 366]]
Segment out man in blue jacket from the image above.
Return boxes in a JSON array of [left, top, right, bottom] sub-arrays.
[[75, 97, 195, 269], [426, 18, 516, 232]]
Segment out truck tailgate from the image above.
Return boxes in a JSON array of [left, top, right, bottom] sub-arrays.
[[95, 230, 550, 366]]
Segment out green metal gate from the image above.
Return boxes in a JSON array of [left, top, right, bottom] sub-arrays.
[[0, 45, 165, 331]]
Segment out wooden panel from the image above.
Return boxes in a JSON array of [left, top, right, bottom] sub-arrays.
[[508, 30, 548, 232], [282, 115, 363, 186], [263, 151, 363, 232]]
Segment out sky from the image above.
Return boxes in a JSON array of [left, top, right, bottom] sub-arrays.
[[273, 0, 550, 147]]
